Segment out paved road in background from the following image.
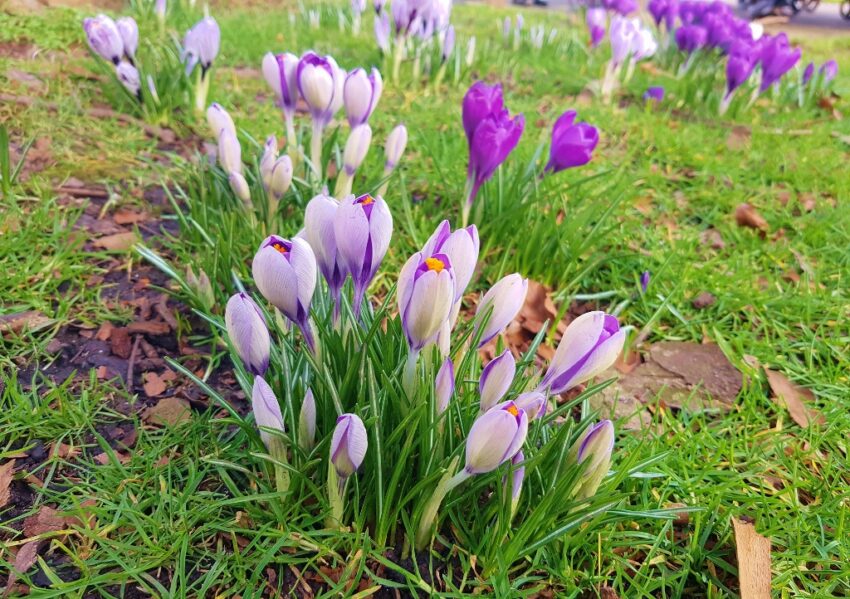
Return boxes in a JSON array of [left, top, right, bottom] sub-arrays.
[[497, 0, 850, 33]]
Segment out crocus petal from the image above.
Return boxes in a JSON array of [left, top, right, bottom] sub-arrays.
[[479, 350, 516, 412], [475, 274, 528, 347]]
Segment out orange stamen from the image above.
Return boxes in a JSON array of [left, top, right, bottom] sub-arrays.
[[272, 242, 288, 254], [360, 195, 375, 205], [506, 405, 519, 417], [424, 257, 445, 273]]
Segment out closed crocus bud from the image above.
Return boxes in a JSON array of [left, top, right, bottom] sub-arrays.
[[640, 270, 650, 293], [464, 401, 528, 474], [474, 274, 528, 348], [116, 17, 138, 61], [330, 414, 368, 478], [262, 52, 300, 114], [725, 53, 755, 97], [397, 252, 456, 352], [269, 155, 294, 199], [375, 11, 391, 53], [299, 389, 317, 450], [462, 81, 504, 145], [207, 103, 236, 138], [674, 24, 707, 54], [820, 60, 838, 83], [260, 136, 278, 189], [183, 16, 220, 72], [228, 172, 251, 204], [466, 110, 524, 216], [544, 110, 599, 174], [252, 376, 284, 449], [384, 124, 408, 170], [643, 86, 664, 103], [297, 51, 341, 126], [116, 61, 141, 96], [586, 8, 606, 48], [186, 266, 215, 310], [334, 194, 393, 313], [502, 16, 511, 40], [304, 193, 346, 302], [252, 235, 317, 334], [421, 221, 480, 302], [508, 450, 525, 503], [155, 0, 167, 21], [442, 25, 455, 62], [571, 420, 614, 499], [539, 311, 626, 395], [344, 68, 382, 127], [609, 16, 636, 65], [479, 350, 516, 412], [515, 390, 546, 420], [435, 358, 454, 414], [217, 128, 242, 174], [343, 124, 372, 176], [83, 15, 124, 64], [802, 62, 815, 85], [225, 292, 271, 376]]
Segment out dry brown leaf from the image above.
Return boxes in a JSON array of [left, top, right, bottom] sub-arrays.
[[95, 321, 114, 341], [700, 228, 726, 250], [765, 370, 824, 428], [110, 327, 132, 358], [143, 372, 168, 397], [7, 540, 41, 591], [92, 231, 138, 251], [726, 126, 751, 151], [735, 204, 769, 232], [113, 208, 149, 225], [0, 459, 15, 508], [732, 518, 771, 599], [143, 397, 191, 426], [0, 310, 53, 335], [692, 292, 716, 310], [127, 320, 171, 335], [23, 505, 74, 536]]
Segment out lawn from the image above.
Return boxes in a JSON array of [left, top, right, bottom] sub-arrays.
[[1, 0, 849, 597]]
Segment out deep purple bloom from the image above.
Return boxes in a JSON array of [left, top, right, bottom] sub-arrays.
[[467, 111, 524, 200], [648, 0, 678, 29], [545, 110, 599, 174], [820, 60, 838, 83], [461, 81, 505, 145], [758, 34, 800, 92], [586, 8, 607, 48], [643, 86, 664, 102], [675, 25, 707, 54], [640, 271, 650, 293], [726, 53, 755, 96], [802, 62, 815, 86]]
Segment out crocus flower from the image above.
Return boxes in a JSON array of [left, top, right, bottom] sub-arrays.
[[586, 8, 607, 49], [116, 17, 138, 62], [479, 350, 516, 412], [538, 311, 626, 395], [397, 251, 455, 352], [228, 172, 250, 204], [343, 68, 382, 127], [262, 52, 300, 144], [820, 60, 838, 83], [116, 61, 141, 96], [609, 16, 636, 66], [435, 358, 454, 414], [759, 34, 801, 92], [515, 390, 546, 420], [421, 220, 480, 303], [299, 389, 317, 450], [260, 136, 278, 189], [207, 103, 236, 138], [474, 274, 528, 347], [352, 0, 367, 15], [252, 376, 284, 449], [183, 16, 220, 74], [545, 110, 599, 174], [462, 81, 504, 146], [268, 155, 293, 200], [330, 413, 368, 478], [508, 450, 525, 506], [224, 292, 271, 376], [83, 15, 123, 65], [334, 194, 393, 314], [464, 401, 528, 474], [571, 420, 614, 499], [384, 124, 408, 171], [442, 25, 455, 62], [802, 62, 815, 85], [217, 127, 242, 174], [502, 16, 511, 41], [640, 270, 650, 292], [297, 51, 343, 127], [725, 53, 755, 97], [252, 235, 318, 351], [375, 11, 391, 53], [643, 86, 664, 103], [342, 124, 373, 176], [303, 193, 346, 314], [374, 0, 385, 13], [675, 24, 707, 54]]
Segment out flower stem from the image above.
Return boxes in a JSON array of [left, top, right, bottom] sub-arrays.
[[268, 436, 290, 494], [327, 466, 345, 528], [310, 121, 324, 182], [403, 348, 420, 400], [414, 458, 468, 550], [334, 171, 352, 198]]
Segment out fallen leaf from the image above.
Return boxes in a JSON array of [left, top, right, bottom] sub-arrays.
[[732, 518, 771, 599], [127, 320, 170, 335], [735, 204, 769, 232], [110, 327, 132, 358], [143, 397, 191, 426], [92, 231, 138, 251], [0, 310, 53, 335], [726, 126, 751, 151], [143, 372, 168, 397], [23, 505, 74, 536], [692, 292, 716, 309], [95, 321, 114, 341], [0, 460, 15, 508], [764, 370, 825, 428], [7, 540, 41, 591], [699, 228, 726, 250], [113, 208, 149, 225]]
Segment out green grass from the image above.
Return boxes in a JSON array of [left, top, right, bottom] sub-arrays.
[[2, 1, 850, 596]]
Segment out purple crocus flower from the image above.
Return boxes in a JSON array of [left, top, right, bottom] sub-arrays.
[[640, 271, 650, 292], [586, 8, 607, 49], [545, 110, 599, 174], [334, 194, 393, 315], [643, 87, 664, 102], [759, 33, 800, 92], [330, 414, 368, 478], [397, 251, 456, 352], [375, 11, 391, 52], [442, 25, 455, 62], [261, 52, 299, 117], [820, 60, 838, 84], [462, 81, 505, 145], [507, 450, 525, 504], [435, 358, 454, 414], [116, 61, 141, 97], [538, 311, 626, 395], [572, 419, 615, 499], [479, 350, 516, 412], [802, 62, 815, 85], [303, 193, 346, 316], [648, 0, 678, 30], [252, 376, 284, 450], [464, 401, 528, 474], [225, 292, 271, 376], [421, 220, 480, 302], [183, 17, 220, 74], [343, 67, 383, 127], [297, 51, 343, 126], [83, 15, 123, 65], [116, 17, 138, 62], [675, 24, 707, 54], [252, 236, 318, 351], [725, 53, 755, 97]]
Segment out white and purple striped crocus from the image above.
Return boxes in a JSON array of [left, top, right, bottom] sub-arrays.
[[464, 401, 528, 474], [544, 110, 599, 174], [298, 51, 344, 178], [342, 124, 373, 178], [183, 16, 220, 75], [116, 61, 141, 97], [207, 103, 236, 138], [224, 292, 271, 376], [397, 251, 456, 352], [586, 8, 606, 49], [116, 17, 138, 63], [421, 220, 480, 305], [515, 390, 547, 420], [299, 389, 317, 450], [262, 52, 300, 147], [330, 413, 368, 478], [252, 235, 319, 352], [83, 15, 124, 65], [343, 68, 382, 127], [384, 124, 408, 172], [572, 420, 614, 499], [474, 273, 528, 348], [303, 193, 346, 320], [334, 194, 393, 316], [538, 311, 626, 396], [435, 358, 454, 414], [375, 11, 391, 53], [479, 350, 516, 412], [252, 376, 285, 449], [508, 450, 525, 509]]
